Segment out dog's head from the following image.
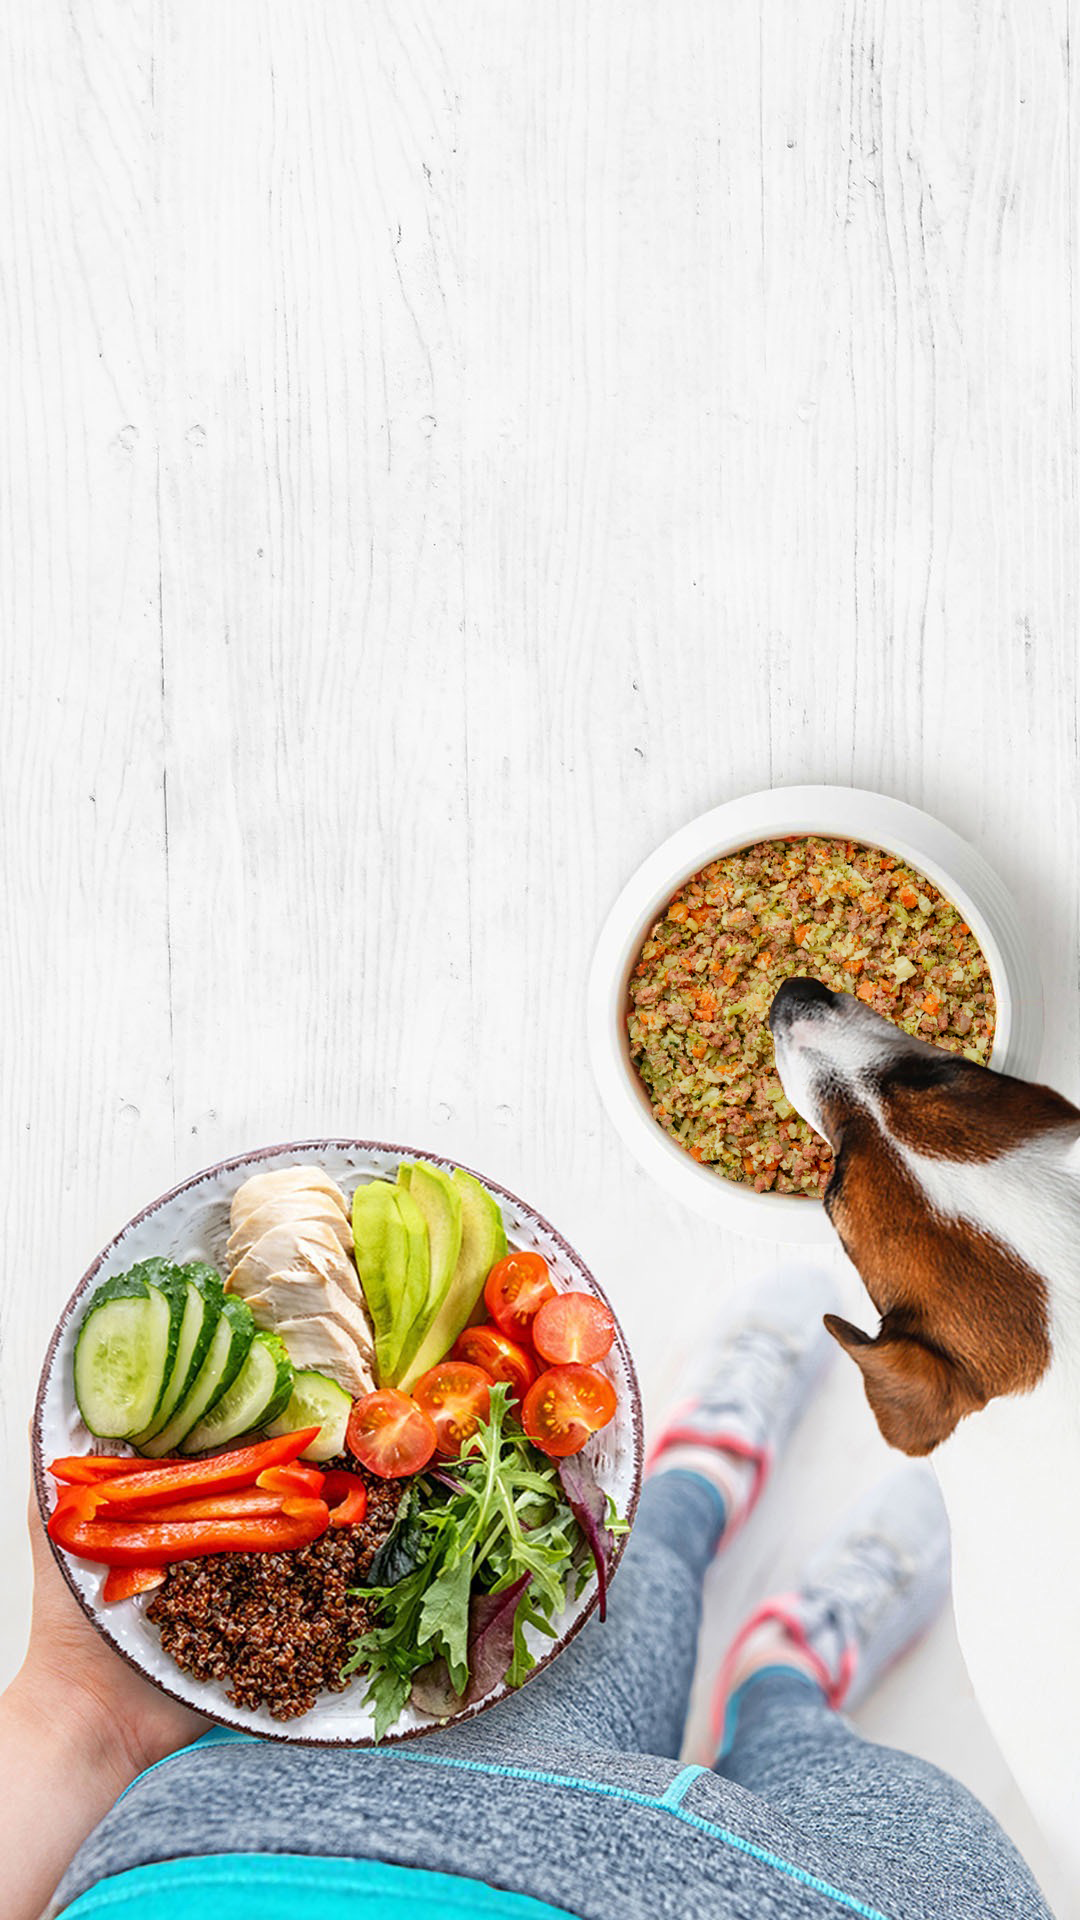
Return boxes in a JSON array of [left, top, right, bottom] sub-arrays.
[[769, 977, 1080, 1455]]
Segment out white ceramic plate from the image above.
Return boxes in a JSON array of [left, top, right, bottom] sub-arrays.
[[588, 785, 1044, 1243], [33, 1140, 642, 1745]]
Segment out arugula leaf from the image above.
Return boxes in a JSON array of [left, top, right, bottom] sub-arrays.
[[363, 1659, 414, 1744], [416, 1536, 472, 1692]]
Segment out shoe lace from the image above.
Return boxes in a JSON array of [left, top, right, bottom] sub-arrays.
[[694, 1328, 802, 1417], [803, 1529, 912, 1639]]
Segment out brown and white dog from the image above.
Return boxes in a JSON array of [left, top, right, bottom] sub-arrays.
[[769, 974, 1080, 1897]]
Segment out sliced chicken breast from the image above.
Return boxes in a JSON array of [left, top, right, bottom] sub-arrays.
[[229, 1166, 349, 1232], [227, 1221, 363, 1310], [241, 1275, 374, 1361], [227, 1194, 353, 1266], [275, 1316, 374, 1398]]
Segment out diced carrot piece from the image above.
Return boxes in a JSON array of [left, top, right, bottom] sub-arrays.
[[668, 900, 688, 922], [794, 925, 810, 946], [923, 993, 941, 1015], [856, 981, 875, 1002], [899, 886, 919, 909], [844, 955, 865, 974]]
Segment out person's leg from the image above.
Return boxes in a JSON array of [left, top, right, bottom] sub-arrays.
[[471, 1463, 725, 1757], [719, 1671, 1052, 1917], [458, 1264, 836, 1759], [712, 1466, 1053, 1918]]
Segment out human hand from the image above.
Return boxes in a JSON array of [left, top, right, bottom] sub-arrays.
[[16, 1492, 210, 1780]]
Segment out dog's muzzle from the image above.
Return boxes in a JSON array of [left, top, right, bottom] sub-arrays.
[[768, 974, 838, 1035]]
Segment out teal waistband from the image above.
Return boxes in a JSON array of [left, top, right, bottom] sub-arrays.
[[59, 1852, 579, 1920]]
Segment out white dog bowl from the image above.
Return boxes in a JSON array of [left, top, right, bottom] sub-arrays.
[[587, 786, 1044, 1243]]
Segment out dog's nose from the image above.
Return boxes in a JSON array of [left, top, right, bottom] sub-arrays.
[[768, 975, 837, 1033]]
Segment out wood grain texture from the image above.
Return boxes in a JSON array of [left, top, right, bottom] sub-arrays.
[[1, 1, 1075, 1908]]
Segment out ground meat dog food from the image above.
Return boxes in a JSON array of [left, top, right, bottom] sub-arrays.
[[145, 1456, 399, 1720], [627, 836, 996, 1197]]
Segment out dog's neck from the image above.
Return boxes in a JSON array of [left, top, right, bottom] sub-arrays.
[[891, 1123, 1080, 1367]]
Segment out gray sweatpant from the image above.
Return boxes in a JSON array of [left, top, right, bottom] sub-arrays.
[[55, 1470, 1052, 1920]]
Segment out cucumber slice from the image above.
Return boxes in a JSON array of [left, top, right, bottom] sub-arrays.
[[125, 1259, 188, 1417], [73, 1271, 174, 1438], [181, 1331, 294, 1453], [267, 1369, 352, 1462], [131, 1263, 224, 1446], [140, 1295, 255, 1457]]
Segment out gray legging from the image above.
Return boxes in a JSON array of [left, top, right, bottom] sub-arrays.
[[55, 1470, 1052, 1920]]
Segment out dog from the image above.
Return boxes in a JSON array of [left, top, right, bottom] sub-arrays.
[[769, 974, 1080, 1899]]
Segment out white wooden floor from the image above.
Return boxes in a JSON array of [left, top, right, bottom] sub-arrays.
[[2, 4, 1077, 1912]]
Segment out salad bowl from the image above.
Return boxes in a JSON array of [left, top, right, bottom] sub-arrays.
[[33, 1140, 643, 1745]]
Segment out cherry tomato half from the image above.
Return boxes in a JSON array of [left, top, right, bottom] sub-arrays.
[[346, 1389, 437, 1478], [412, 1362, 492, 1457], [452, 1324, 538, 1404], [521, 1363, 618, 1458], [484, 1251, 556, 1340], [532, 1291, 615, 1367]]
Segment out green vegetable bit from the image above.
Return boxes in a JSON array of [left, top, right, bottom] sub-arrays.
[[344, 1384, 600, 1739]]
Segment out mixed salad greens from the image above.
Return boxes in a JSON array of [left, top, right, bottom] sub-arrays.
[[345, 1383, 625, 1737]]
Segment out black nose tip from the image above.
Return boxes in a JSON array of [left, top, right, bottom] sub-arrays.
[[768, 975, 837, 1033]]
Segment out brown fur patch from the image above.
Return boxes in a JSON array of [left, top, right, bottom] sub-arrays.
[[879, 1067, 1079, 1164], [824, 1108, 1052, 1453]]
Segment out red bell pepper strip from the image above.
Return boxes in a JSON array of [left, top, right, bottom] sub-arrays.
[[49, 1455, 171, 1485], [102, 1565, 166, 1604], [52, 1483, 108, 1521], [321, 1469, 368, 1528], [118, 1487, 293, 1523], [48, 1494, 330, 1566], [256, 1463, 326, 1496], [74, 1429, 322, 1513]]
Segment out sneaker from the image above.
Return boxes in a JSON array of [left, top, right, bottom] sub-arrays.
[[712, 1463, 952, 1754], [648, 1262, 837, 1538]]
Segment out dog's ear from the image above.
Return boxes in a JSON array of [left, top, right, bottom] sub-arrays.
[[824, 1313, 986, 1456]]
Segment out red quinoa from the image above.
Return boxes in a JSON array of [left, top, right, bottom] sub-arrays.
[[145, 1455, 400, 1720], [627, 836, 996, 1197]]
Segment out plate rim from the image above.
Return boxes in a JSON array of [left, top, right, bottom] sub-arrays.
[[32, 1136, 644, 1747]]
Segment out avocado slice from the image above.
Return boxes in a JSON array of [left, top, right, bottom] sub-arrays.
[[389, 1183, 431, 1384], [399, 1168, 508, 1390], [353, 1179, 431, 1385], [352, 1180, 407, 1384], [395, 1164, 464, 1379]]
